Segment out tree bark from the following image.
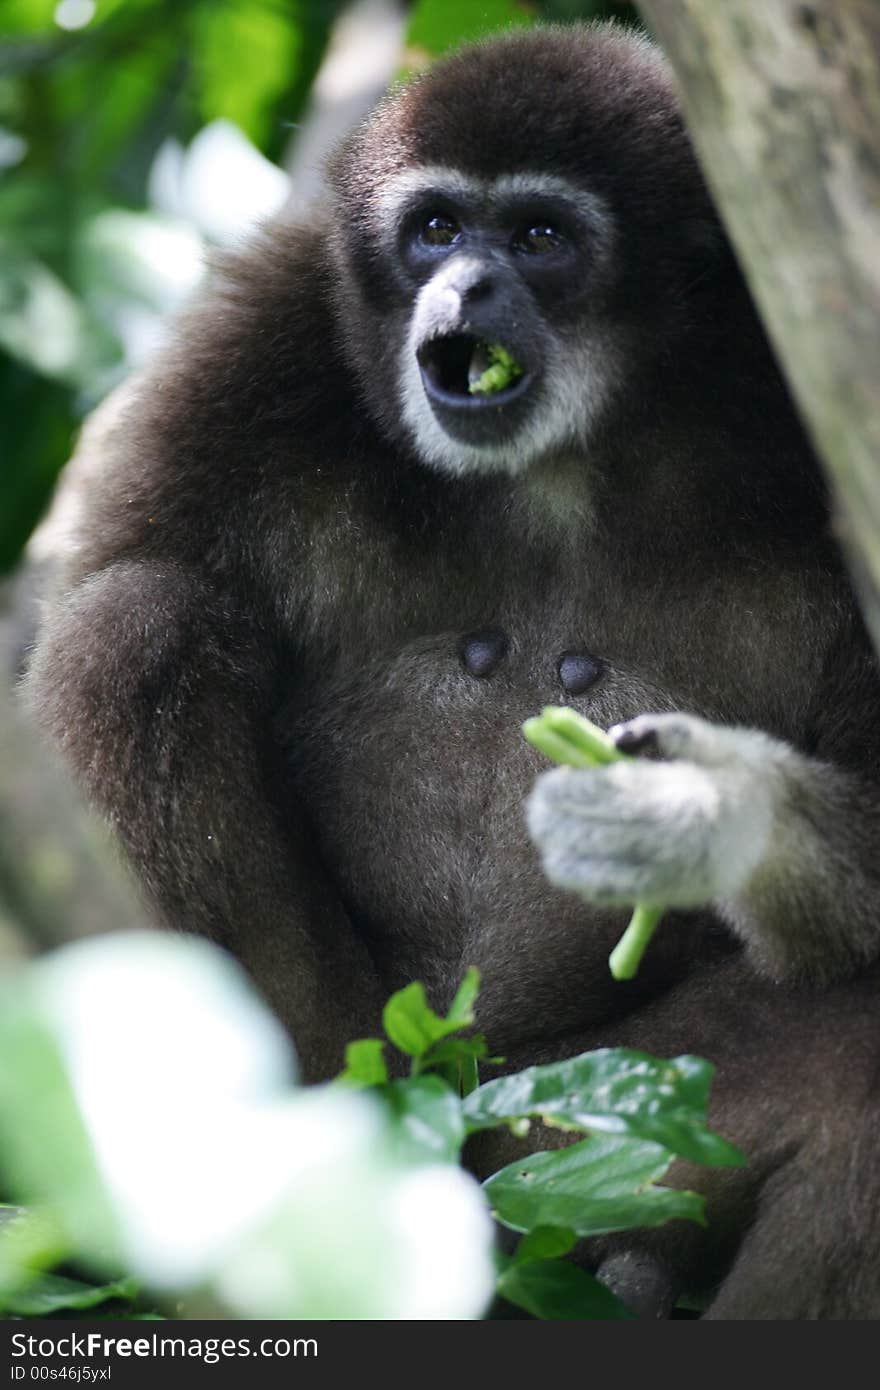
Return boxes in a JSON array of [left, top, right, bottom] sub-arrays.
[[0, 680, 149, 958], [638, 0, 880, 649], [0, 591, 148, 958]]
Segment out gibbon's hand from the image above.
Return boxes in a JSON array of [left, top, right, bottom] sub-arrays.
[[526, 713, 783, 910]]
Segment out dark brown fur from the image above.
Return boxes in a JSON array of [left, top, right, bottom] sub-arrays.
[[25, 25, 880, 1317]]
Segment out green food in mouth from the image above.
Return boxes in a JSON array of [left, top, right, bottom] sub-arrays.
[[468, 342, 524, 395]]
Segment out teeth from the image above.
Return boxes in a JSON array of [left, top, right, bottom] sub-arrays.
[[467, 341, 491, 391]]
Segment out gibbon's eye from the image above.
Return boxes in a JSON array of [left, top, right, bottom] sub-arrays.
[[420, 214, 461, 247], [514, 224, 566, 255]]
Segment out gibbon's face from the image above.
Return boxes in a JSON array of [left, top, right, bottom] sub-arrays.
[[329, 27, 724, 479], [381, 167, 619, 477]]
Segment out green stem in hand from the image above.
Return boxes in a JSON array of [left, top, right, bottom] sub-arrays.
[[521, 719, 600, 769], [523, 706, 667, 980], [607, 903, 665, 980], [525, 704, 621, 764]]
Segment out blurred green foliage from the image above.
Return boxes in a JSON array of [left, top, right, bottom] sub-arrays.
[[0, 939, 736, 1319], [0, 0, 638, 577], [407, 0, 534, 55], [409, 0, 638, 57], [0, 0, 346, 574]]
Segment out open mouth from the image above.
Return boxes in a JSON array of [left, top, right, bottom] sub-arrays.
[[417, 334, 532, 409]]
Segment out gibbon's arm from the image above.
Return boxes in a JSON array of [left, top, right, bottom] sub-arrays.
[[25, 559, 385, 1080], [528, 710, 880, 984]]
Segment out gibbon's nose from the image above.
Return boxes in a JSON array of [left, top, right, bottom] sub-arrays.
[[461, 271, 496, 304], [441, 253, 502, 310]]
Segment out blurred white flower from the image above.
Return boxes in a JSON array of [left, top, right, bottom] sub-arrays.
[[54, 0, 96, 31], [0, 932, 495, 1319], [385, 1165, 498, 1319], [32, 933, 298, 1286], [218, 1131, 496, 1320], [77, 210, 204, 389], [0, 128, 27, 169], [149, 120, 290, 245]]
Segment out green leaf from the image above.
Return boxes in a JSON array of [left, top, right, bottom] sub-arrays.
[[463, 1049, 745, 1167], [513, 1226, 577, 1263], [0, 1206, 67, 1299], [0, 361, 76, 575], [382, 982, 446, 1057], [458, 1052, 480, 1098], [1, 1272, 139, 1317], [484, 1134, 705, 1237], [421, 1036, 487, 1096], [0, 987, 118, 1263], [446, 966, 480, 1027], [1, 1, 57, 33], [191, 0, 330, 160], [382, 974, 482, 1062], [0, 244, 119, 385], [382, 1076, 465, 1164], [337, 1038, 388, 1087], [407, 0, 534, 57], [498, 1258, 634, 1320]]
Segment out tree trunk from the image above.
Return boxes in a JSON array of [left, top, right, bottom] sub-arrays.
[[0, 594, 147, 957], [0, 679, 148, 958], [638, 0, 880, 649]]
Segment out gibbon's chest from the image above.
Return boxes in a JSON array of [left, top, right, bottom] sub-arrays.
[[285, 517, 836, 992]]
